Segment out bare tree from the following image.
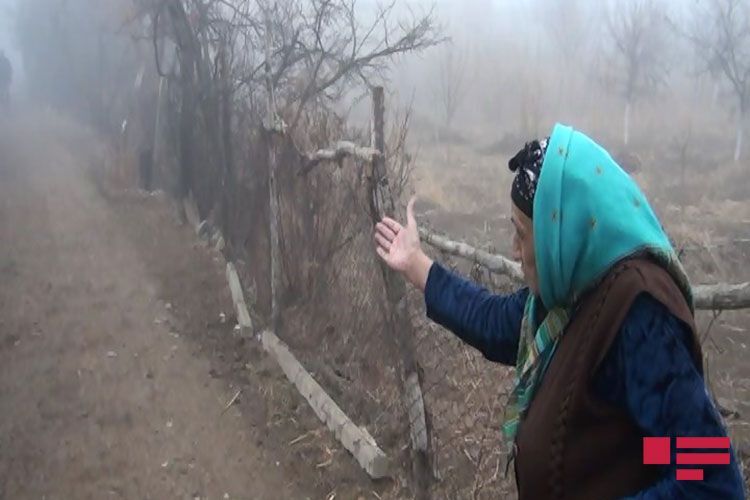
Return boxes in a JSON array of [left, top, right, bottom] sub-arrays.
[[211, 0, 444, 134], [541, 0, 591, 62], [605, 0, 670, 146], [431, 40, 466, 131], [130, 0, 442, 224], [685, 0, 750, 163], [539, 0, 594, 111]]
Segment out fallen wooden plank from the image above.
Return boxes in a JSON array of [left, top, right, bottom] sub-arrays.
[[261, 330, 390, 479], [226, 262, 253, 337], [223, 258, 390, 478]]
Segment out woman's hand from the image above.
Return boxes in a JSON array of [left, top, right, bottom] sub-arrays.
[[374, 196, 433, 291]]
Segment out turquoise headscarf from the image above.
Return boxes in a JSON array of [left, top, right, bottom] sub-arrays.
[[502, 124, 693, 441]]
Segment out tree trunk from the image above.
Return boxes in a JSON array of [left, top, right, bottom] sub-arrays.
[[177, 72, 195, 203], [152, 76, 166, 188], [624, 100, 631, 146], [735, 110, 745, 163], [713, 81, 720, 108], [167, 1, 198, 205], [219, 42, 234, 251], [96, 31, 105, 131], [556, 69, 567, 116]]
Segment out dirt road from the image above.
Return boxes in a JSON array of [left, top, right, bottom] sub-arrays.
[[0, 110, 378, 499]]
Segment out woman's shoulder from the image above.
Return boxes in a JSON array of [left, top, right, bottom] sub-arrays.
[[619, 292, 695, 366], [623, 292, 680, 332]]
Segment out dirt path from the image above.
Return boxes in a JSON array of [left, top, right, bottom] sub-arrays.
[[0, 111, 380, 500]]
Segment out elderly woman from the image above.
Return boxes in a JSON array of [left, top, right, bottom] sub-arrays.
[[374, 124, 745, 499]]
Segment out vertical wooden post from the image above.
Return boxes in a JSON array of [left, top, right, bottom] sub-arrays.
[[267, 133, 281, 333], [265, 10, 281, 333], [369, 86, 430, 499], [371, 88, 386, 173]]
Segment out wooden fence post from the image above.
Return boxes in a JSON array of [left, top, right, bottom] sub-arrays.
[[264, 10, 281, 333], [368, 86, 431, 499]]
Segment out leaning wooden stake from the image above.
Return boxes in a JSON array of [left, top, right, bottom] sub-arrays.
[[261, 330, 390, 478], [367, 86, 430, 498]]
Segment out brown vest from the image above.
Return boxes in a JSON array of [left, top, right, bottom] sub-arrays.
[[515, 258, 703, 500]]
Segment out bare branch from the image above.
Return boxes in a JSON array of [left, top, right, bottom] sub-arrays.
[[299, 141, 380, 176], [420, 228, 750, 311], [419, 228, 523, 282], [693, 282, 750, 310]]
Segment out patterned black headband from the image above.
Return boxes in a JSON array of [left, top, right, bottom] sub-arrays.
[[509, 138, 548, 218]]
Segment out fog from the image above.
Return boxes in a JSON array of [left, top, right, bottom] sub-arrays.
[[0, 0, 21, 90], [1, 0, 749, 202], [0, 2, 749, 498]]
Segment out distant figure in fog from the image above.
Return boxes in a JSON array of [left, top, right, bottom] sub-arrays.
[[0, 50, 12, 110]]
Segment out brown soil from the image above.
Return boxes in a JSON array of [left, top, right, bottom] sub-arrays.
[[0, 110, 391, 499]]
